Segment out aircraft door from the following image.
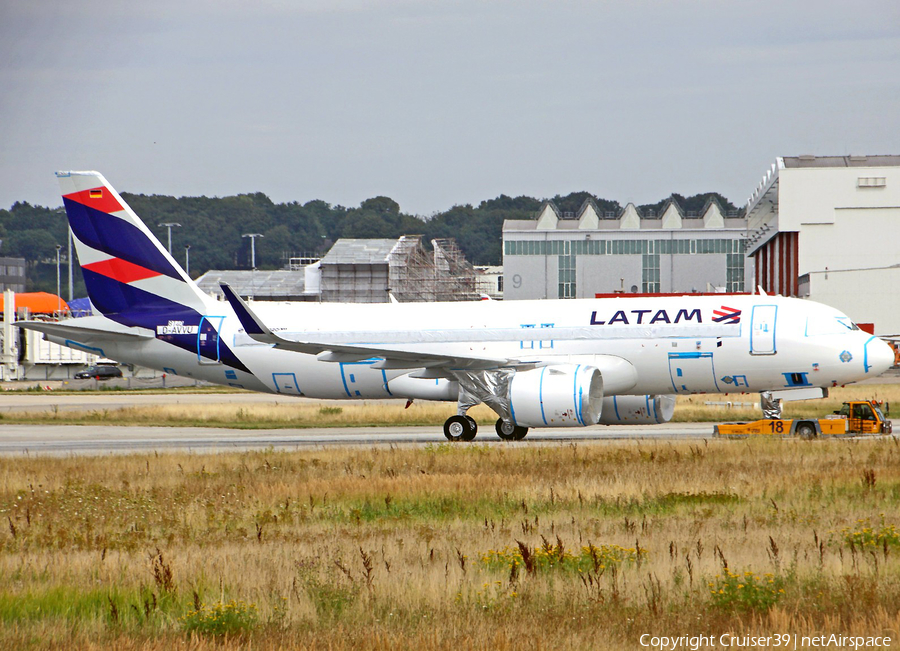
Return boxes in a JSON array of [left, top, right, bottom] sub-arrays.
[[340, 361, 392, 398], [272, 372, 302, 395], [668, 352, 718, 394], [750, 305, 777, 355], [197, 316, 225, 364]]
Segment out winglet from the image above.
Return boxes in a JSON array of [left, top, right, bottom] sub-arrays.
[[220, 283, 274, 340]]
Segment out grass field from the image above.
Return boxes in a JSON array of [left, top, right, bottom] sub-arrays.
[[2, 436, 900, 649], [0, 383, 897, 429]]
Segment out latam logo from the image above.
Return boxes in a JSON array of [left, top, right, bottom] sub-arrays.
[[712, 306, 742, 324], [590, 308, 701, 326], [157, 320, 199, 336]]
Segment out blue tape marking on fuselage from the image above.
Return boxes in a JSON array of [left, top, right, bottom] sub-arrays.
[[613, 395, 621, 422], [339, 364, 352, 397], [864, 335, 878, 373], [197, 316, 224, 364], [64, 340, 105, 357], [539, 366, 548, 426], [271, 372, 300, 394], [83, 272, 250, 372]]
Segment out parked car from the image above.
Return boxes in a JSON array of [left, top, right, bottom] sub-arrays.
[[74, 365, 123, 380]]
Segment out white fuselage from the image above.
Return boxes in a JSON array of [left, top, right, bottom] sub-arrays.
[[58, 294, 893, 401]]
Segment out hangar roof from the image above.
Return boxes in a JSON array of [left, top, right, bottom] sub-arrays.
[[320, 239, 399, 265], [782, 155, 900, 168], [195, 269, 306, 299]]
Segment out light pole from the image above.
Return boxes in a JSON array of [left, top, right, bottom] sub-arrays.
[[55, 245, 62, 314], [67, 227, 73, 300], [242, 233, 264, 269], [159, 222, 181, 254], [185, 244, 191, 276], [54, 209, 74, 300]]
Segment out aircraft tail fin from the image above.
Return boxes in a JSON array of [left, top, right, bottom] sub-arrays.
[[56, 171, 208, 321]]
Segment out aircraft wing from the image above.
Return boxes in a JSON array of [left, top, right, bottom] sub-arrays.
[[220, 283, 524, 370]]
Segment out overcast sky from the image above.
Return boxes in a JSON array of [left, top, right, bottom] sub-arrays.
[[2, 0, 898, 215]]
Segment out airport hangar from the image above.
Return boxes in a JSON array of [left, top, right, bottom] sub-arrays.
[[746, 155, 900, 335], [501, 197, 751, 300], [501, 154, 900, 334]]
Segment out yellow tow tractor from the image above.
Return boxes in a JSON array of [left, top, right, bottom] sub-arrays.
[[714, 400, 893, 440]]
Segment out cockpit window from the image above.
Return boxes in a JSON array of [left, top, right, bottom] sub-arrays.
[[806, 316, 858, 336], [835, 317, 858, 331]]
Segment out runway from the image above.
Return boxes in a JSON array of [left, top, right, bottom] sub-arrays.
[[0, 391, 341, 413], [0, 422, 715, 456], [2, 389, 892, 456]]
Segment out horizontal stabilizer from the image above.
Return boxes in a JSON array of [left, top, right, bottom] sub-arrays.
[[18, 316, 154, 341]]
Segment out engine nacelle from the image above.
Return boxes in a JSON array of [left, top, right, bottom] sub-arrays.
[[509, 364, 603, 428], [598, 395, 676, 424]]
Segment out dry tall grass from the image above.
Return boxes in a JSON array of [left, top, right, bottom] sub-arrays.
[[2, 438, 900, 649], [1, 384, 897, 429]]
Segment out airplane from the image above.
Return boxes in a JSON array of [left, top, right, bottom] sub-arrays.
[[18, 171, 895, 441]]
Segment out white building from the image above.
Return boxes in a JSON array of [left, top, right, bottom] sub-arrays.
[[745, 155, 900, 332], [474, 265, 503, 299], [503, 198, 750, 300]]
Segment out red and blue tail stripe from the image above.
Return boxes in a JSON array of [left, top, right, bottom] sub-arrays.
[[62, 193, 183, 282], [56, 171, 249, 373]]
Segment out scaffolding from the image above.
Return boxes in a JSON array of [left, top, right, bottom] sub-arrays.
[[389, 236, 480, 303], [431, 238, 480, 301], [317, 235, 479, 303]]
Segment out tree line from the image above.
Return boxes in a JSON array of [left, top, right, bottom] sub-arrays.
[[0, 190, 737, 295]]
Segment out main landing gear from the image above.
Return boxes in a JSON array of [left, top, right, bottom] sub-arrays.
[[443, 415, 477, 441], [494, 418, 528, 441], [441, 415, 529, 442], [441, 368, 527, 442]]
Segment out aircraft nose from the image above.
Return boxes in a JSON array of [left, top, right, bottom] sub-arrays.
[[867, 337, 895, 376]]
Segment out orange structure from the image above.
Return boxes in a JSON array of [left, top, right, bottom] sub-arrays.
[[0, 292, 69, 315]]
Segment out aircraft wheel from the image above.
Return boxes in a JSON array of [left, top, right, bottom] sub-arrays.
[[465, 416, 478, 438], [796, 422, 817, 440], [444, 415, 476, 442], [495, 418, 528, 441]]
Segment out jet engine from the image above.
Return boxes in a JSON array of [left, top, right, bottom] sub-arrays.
[[597, 395, 676, 424], [509, 364, 603, 427]]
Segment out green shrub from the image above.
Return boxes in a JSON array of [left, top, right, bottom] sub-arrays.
[[179, 599, 258, 637], [840, 518, 900, 550], [709, 569, 785, 612]]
